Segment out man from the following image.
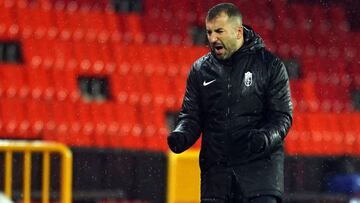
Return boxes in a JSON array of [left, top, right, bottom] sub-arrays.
[[167, 3, 293, 203]]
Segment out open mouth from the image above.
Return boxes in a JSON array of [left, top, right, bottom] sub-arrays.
[[215, 45, 223, 50], [213, 44, 224, 55]]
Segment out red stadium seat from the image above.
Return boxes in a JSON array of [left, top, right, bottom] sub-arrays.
[[66, 101, 84, 146], [112, 102, 143, 148], [26, 99, 47, 136], [352, 114, 360, 155], [53, 101, 71, 143], [0, 98, 29, 138], [80, 10, 108, 42], [139, 104, 169, 151], [293, 113, 312, 155], [122, 14, 144, 44], [305, 113, 329, 155], [326, 113, 345, 155], [90, 102, 109, 147], [0, 3, 19, 40], [298, 81, 319, 112], [75, 101, 94, 146], [0, 64, 28, 98], [328, 6, 347, 24], [285, 112, 305, 155], [337, 113, 357, 155], [25, 65, 51, 100], [103, 12, 123, 42]]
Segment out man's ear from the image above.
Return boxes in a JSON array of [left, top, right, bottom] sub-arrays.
[[237, 26, 243, 39]]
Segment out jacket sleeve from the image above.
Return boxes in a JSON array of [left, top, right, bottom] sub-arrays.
[[169, 65, 202, 153], [260, 58, 293, 152]]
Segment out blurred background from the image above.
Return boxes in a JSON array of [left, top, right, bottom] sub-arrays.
[[0, 0, 359, 202]]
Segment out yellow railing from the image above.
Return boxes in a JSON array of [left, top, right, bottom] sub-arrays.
[[0, 140, 73, 203]]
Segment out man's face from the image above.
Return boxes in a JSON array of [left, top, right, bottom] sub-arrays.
[[206, 13, 242, 60]]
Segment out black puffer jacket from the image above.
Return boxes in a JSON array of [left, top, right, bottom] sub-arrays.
[[170, 26, 293, 170]]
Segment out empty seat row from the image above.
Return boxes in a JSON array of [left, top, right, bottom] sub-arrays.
[[20, 38, 357, 85], [0, 98, 171, 150], [290, 80, 354, 113], [1, 0, 354, 47], [5, 68, 355, 112], [286, 112, 360, 155], [0, 63, 188, 108], [0, 5, 143, 42], [2, 97, 360, 153], [0, 0, 110, 12], [21, 40, 207, 76]]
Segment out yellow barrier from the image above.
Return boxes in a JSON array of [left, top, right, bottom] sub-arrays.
[[0, 140, 73, 203], [167, 150, 200, 203]]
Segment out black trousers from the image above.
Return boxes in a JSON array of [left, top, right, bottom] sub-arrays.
[[201, 164, 282, 203]]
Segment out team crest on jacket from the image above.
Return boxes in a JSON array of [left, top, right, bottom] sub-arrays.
[[244, 71, 253, 87]]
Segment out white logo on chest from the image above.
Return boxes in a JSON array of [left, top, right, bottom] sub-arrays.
[[203, 79, 216, 86], [244, 71, 253, 87]]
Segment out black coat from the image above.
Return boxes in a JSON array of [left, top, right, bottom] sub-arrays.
[[169, 26, 293, 195]]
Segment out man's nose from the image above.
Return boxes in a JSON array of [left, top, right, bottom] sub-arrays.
[[208, 34, 218, 43]]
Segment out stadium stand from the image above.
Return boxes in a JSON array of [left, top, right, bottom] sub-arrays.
[[0, 0, 358, 153], [0, 0, 359, 202]]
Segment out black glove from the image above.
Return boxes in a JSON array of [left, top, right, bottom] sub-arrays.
[[248, 130, 269, 153], [167, 132, 186, 154]]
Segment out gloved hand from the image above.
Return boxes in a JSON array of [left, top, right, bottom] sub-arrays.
[[248, 130, 269, 153], [167, 132, 186, 154]]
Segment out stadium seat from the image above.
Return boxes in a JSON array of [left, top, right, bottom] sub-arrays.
[[292, 113, 312, 155], [328, 6, 347, 25], [0, 4, 19, 40], [351, 114, 360, 155], [298, 81, 319, 112], [325, 113, 345, 155], [122, 14, 144, 44], [285, 112, 302, 155], [25, 65, 51, 100], [337, 113, 357, 155], [112, 102, 143, 148], [0, 98, 28, 137], [43, 101, 71, 143], [305, 113, 329, 155], [90, 102, 109, 147], [0, 64, 28, 98]]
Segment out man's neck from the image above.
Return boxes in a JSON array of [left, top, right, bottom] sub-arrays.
[[237, 36, 244, 50], [231, 37, 244, 56]]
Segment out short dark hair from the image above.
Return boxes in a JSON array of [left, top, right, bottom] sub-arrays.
[[206, 3, 242, 23]]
